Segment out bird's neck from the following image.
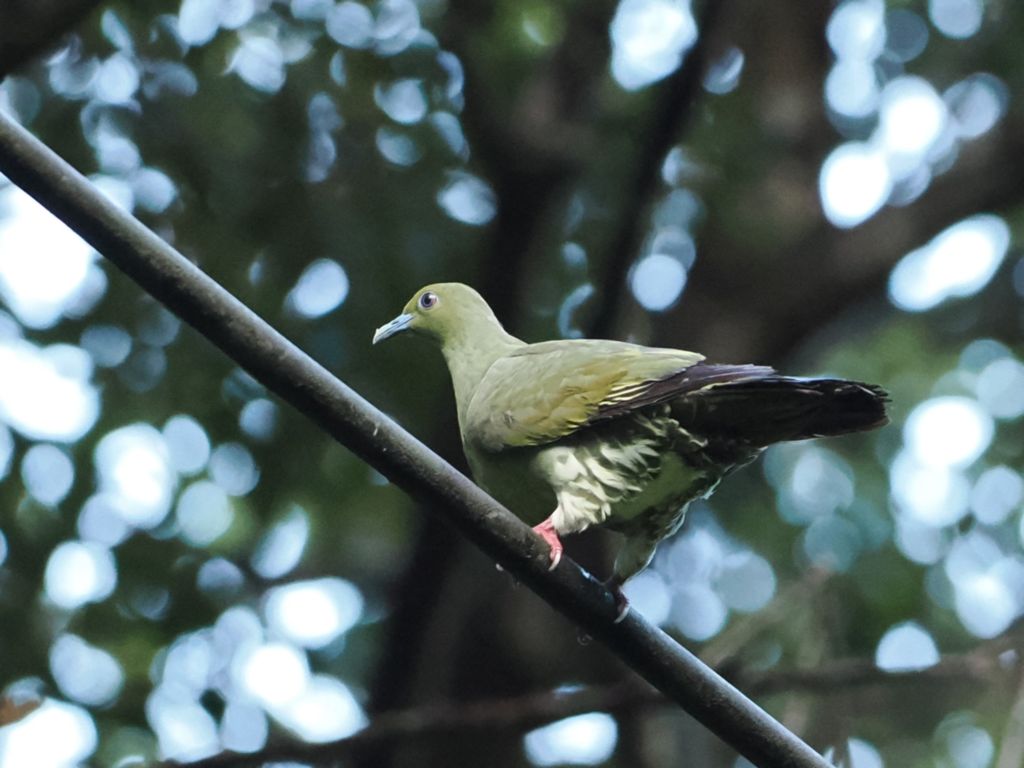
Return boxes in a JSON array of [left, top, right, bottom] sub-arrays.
[[441, 323, 524, 429]]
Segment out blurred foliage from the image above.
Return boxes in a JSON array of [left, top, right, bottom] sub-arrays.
[[0, 0, 1023, 767]]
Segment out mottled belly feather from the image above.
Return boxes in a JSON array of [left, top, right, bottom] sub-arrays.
[[468, 404, 750, 582], [532, 406, 715, 538]]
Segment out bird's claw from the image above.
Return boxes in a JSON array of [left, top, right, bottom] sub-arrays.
[[607, 580, 630, 623], [613, 601, 630, 623], [532, 519, 563, 571], [546, 544, 562, 571]]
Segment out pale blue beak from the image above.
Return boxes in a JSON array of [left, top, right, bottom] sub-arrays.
[[372, 313, 414, 344]]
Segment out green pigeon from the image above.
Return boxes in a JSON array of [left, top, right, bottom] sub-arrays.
[[374, 283, 888, 615]]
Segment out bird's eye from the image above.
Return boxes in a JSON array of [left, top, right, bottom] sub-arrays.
[[419, 291, 439, 310]]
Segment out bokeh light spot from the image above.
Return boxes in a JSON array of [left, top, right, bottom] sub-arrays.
[[373, 0, 421, 56], [77, 494, 131, 547], [878, 76, 947, 162], [50, 634, 125, 706], [971, 466, 1023, 525], [0, 699, 96, 768], [894, 515, 947, 564], [975, 357, 1024, 419], [375, 127, 421, 166], [93, 54, 139, 104], [229, 36, 286, 93], [0, 340, 99, 442], [820, 141, 891, 227], [79, 324, 132, 368], [825, 59, 878, 118], [133, 168, 178, 213], [176, 480, 233, 547], [287, 259, 349, 318], [891, 446, 973, 527], [251, 506, 309, 579], [236, 642, 310, 707], [929, 0, 983, 39], [784, 446, 855, 523], [431, 112, 468, 158], [326, 2, 374, 48], [209, 442, 259, 496], [890, 215, 1009, 312], [95, 423, 175, 528], [703, 47, 744, 95], [670, 584, 727, 640], [885, 9, 929, 63], [944, 720, 994, 768], [716, 552, 776, 613], [803, 515, 862, 571], [875, 621, 939, 671], [265, 578, 363, 649], [220, 701, 267, 753], [146, 690, 219, 762], [610, 0, 697, 91], [239, 398, 278, 441], [954, 572, 1016, 638], [524, 713, 618, 767], [272, 676, 367, 742], [437, 172, 496, 226], [827, 0, 885, 60], [178, 0, 220, 46], [824, 739, 883, 768], [197, 557, 245, 597], [218, 0, 256, 29], [374, 79, 427, 125], [946, 74, 1007, 139], [904, 397, 992, 468], [163, 415, 211, 476], [292, 0, 333, 20], [44, 540, 117, 610], [21, 444, 74, 506], [161, 631, 214, 696], [630, 253, 687, 312]]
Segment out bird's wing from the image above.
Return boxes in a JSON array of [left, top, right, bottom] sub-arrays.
[[464, 339, 771, 450]]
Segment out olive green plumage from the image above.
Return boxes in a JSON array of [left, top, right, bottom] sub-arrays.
[[374, 283, 889, 596]]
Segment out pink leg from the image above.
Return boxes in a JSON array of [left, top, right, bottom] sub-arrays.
[[532, 517, 563, 571]]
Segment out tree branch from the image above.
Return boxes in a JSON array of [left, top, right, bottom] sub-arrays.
[[164, 634, 1023, 768], [0, 113, 831, 767]]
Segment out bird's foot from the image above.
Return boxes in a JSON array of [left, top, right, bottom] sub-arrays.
[[605, 579, 630, 623], [532, 519, 563, 571]]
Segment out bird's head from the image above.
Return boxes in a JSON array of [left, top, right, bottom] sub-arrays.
[[372, 282, 499, 347]]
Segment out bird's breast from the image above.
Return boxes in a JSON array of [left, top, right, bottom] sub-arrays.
[[463, 443, 555, 525]]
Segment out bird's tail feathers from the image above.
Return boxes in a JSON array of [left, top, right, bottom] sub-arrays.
[[677, 373, 890, 446]]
